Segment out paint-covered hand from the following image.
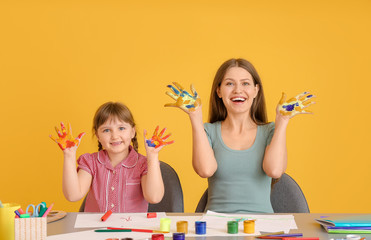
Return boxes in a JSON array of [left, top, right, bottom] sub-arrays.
[[165, 82, 201, 113], [278, 92, 316, 117], [49, 122, 85, 150], [145, 126, 174, 149]]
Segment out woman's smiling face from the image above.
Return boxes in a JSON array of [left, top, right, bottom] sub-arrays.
[[217, 66, 259, 116]]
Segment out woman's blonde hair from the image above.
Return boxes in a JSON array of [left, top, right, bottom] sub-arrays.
[[209, 58, 268, 125], [92, 102, 138, 152]]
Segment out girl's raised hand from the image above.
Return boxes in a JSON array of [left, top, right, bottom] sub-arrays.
[[144, 126, 174, 151], [277, 92, 316, 118], [49, 122, 85, 151], [165, 82, 201, 113]]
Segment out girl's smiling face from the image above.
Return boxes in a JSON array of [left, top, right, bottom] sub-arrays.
[[96, 117, 135, 157], [217, 67, 259, 116]]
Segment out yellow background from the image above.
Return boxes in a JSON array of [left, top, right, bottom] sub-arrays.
[[1, 0, 370, 213]]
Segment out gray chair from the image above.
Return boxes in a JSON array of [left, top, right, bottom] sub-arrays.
[[80, 161, 184, 212], [195, 173, 309, 213]]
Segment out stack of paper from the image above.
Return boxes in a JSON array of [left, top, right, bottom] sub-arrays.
[[315, 215, 371, 234]]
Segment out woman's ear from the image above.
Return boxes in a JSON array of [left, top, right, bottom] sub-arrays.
[[216, 86, 222, 98], [254, 84, 260, 98]]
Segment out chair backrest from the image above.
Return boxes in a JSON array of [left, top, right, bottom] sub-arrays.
[[148, 161, 184, 212], [270, 173, 309, 213], [195, 173, 309, 213], [79, 161, 184, 212]]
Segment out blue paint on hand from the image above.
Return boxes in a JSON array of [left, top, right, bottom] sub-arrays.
[[146, 139, 156, 147]]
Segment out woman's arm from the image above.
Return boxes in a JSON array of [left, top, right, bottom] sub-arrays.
[[262, 115, 289, 179], [189, 107, 218, 178], [62, 148, 92, 202]]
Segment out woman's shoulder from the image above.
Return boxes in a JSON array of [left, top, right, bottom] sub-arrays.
[[259, 122, 275, 136], [204, 121, 220, 130]]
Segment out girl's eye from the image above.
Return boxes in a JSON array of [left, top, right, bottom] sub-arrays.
[[103, 129, 110, 133], [119, 127, 125, 131], [226, 82, 233, 86]]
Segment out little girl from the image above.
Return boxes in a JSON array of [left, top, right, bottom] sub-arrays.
[[50, 102, 169, 212]]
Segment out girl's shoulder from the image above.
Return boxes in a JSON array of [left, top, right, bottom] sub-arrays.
[[77, 151, 105, 165]]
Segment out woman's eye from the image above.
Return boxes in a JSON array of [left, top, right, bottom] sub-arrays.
[[243, 82, 250, 86], [226, 82, 233, 86]]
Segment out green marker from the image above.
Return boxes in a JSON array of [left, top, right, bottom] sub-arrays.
[[20, 213, 30, 218], [94, 229, 132, 232]]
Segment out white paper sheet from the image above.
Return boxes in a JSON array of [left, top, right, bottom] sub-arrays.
[[48, 212, 298, 240], [74, 212, 167, 228]]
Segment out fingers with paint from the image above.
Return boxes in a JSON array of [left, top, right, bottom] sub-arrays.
[[165, 82, 201, 113], [145, 126, 174, 149], [49, 122, 85, 150], [278, 92, 316, 117]]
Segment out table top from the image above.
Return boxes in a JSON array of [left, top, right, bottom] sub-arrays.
[[47, 212, 371, 240]]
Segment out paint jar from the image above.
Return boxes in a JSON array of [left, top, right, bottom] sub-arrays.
[[160, 218, 171, 232], [243, 220, 255, 234], [176, 221, 188, 233], [173, 232, 185, 240], [195, 221, 206, 235], [227, 220, 238, 234], [151, 233, 164, 240]]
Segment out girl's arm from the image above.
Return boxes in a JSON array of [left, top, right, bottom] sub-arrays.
[[62, 147, 92, 202], [189, 107, 218, 178], [262, 115, 289, 179], [141, 146, 164, 204]]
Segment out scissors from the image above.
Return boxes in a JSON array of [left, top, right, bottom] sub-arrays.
[[26, 202, 46, 217]]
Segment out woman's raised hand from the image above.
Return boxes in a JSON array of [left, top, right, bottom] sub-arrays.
[[277, 92, 316, 118], [49, 122, 85, 150], [165, 82, 201, 113]]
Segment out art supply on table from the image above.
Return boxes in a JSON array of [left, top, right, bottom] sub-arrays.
[[0, 200, 3, 208], [147, 212, 157, 218], [151, 233, 164, 240], [316, 215, 371, 234], [346, 235, 361, 240], [244, 219, 256, 233], [20, 213, 30, 218], [0, 202, 21, 240], [14, 215, 47, 240], [160, 218, 171, 232], [101, 209, 113, 221], [26, 203, 45, 217], [227, 220, 238, 234], [176, 220, 188, 233], [47, 210, 67, 223], [281, 238, 319, 240], [195, 221, 206, 234], [95, 229, 131, 232], [256, 231, 285, 237], [108, 227, 169, 233], [173, 232, 185, 240], [257, 233, 304, 238], [42, 203, 54, 217], [38, 202, 47, 217]]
